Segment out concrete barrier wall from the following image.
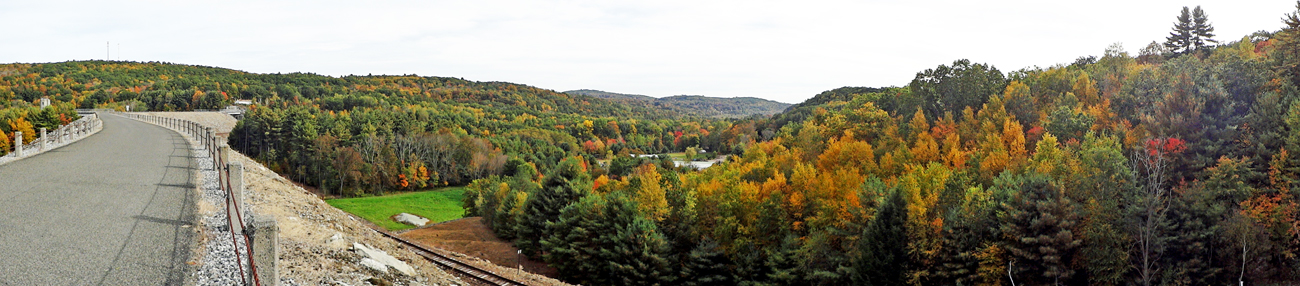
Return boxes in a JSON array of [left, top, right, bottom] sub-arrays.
[[0, 113, 104, 166]]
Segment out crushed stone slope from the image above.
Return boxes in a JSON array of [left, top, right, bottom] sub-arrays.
[[149, 112, 463, 286]]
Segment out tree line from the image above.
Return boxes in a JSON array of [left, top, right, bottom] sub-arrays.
[[0, 103, 81, 156], [463, 5, 1300, 285]]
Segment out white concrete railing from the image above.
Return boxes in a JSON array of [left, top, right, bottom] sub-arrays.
[[0, 113, 104, 166]]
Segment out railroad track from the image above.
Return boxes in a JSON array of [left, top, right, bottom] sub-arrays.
[[372, 228, 528, 286]]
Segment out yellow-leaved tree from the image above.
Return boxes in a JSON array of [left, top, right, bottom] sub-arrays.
[[0, 130, 9, 155], [910, 110, 941, 163], [899, 162, 953, 284], [630, 164, 669, 222], [6, 117, 35, 145]]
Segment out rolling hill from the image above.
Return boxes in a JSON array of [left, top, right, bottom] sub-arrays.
[[565, 89, 790, 118]]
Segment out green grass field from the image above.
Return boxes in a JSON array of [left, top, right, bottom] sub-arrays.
[[325, 187, 466, 231]]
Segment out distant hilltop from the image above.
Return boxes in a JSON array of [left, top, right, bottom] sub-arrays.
[[564, 89, 791, 119]]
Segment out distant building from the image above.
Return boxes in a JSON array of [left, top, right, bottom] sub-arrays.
[[233, 99, 253, 105], [39, 97, 50, 109]]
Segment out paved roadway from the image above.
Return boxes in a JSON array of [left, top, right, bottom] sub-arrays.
[[0, 114, 197, 285]]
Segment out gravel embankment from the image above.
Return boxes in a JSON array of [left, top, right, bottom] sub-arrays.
[[139, 112, 239, 134], [144, 112, 465, 286], [190, 139, 247, 286]]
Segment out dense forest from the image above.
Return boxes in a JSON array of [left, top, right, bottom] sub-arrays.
[[3, 3, 1300, 286], [0, 102, 81, 156], [565, 89, 793, 118], [0, 60, 750, 194], [464, 5, 1300, 286]]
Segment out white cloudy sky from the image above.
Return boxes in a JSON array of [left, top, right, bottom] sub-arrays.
[[1, 1, 1294, 103]]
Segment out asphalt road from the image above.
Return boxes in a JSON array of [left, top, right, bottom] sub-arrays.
[[0, 114, 197, 285]]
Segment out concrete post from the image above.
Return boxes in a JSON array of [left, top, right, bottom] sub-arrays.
[[249, 214, 278, 286], [207, 128, 215, 154], [220, 144, 231, 166], [13, 132, 21, 157], [39, 128, 46, 152], [227, 161, 246, 235]]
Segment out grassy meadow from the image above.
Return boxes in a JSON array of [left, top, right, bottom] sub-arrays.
[[326, 187, 466, 231]]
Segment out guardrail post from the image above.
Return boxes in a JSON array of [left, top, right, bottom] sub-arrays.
[[227, 161, 246, 234], [250, 214, 278, 286], [220, 144, 231, 171], [39, 128, 46, 152], [13, 132, 21, 157], [207, 128, 215, 156]]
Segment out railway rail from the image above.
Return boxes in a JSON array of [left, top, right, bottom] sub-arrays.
[[372, 228, 528, 286]]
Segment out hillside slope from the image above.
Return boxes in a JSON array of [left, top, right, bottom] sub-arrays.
[[565, 89, 790, 118]]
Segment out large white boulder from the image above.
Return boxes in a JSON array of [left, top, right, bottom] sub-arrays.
[[359, 258, 389, 274], [353, 243, 416, 276], [394, 213, 430, 227]]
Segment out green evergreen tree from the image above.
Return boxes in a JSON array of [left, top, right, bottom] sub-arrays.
[[517, 157, 592, 258], [680, 238, 735, 286], [1166, 6, 1217, 54], [1165, 7, 1196, 54], [604, 196, 674, 286], [1278, 1, 1300, 87], [541, 194, 607, 284], [1190, 6, 1218, 50], [853, 188, 908, 286], [999, 173, 1081, 286]]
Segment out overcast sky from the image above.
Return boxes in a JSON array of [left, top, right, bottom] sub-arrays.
[[1, 1, 1295, 103]]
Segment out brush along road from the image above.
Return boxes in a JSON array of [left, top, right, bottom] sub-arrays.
[[0, 114, 198, 285]]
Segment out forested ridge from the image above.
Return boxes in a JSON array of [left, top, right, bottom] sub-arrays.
[[3, 3, 1300, 286], [0, 60, 749, 194], [565, 89, 793, 118], [466, 5, 1300, 286]]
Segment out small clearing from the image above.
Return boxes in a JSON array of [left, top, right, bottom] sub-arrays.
[[327, 187, 466, 231]]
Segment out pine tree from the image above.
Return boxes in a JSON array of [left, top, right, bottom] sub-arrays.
[[604, 200, 674, 286], [854, 188, 908, 286], [541, 194, 606, 284], [999, 173, 1081, 286], [517, 157, 592, 258], [680, 238, 735, 286], [1166, 6, 1217, 54], [1165, 7, 1195, 54], [1190, 6, 1218, 50], [1280, 1, 1300, 87]]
